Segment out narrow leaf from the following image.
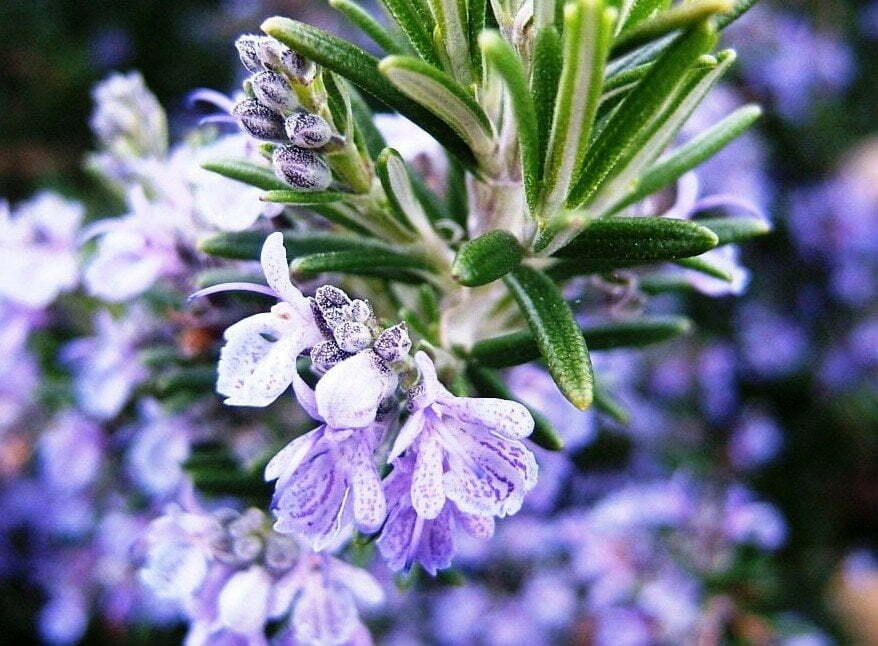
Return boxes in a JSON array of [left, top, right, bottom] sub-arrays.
[[620, 0, 671, 32], [612, 0, 732, 57], [503, 265, 593, 410], [479, 30, 541, 211], [379, 0, 441, 64], [612, 104, 762, 211], [377, 147, 447, 242], [198, 231, 381, 260], [716, 0, 761, 29], [696, 216, 771, 245], [593, 379, 630, 424], [201, 158, 288, 191], [468, 0, 486, 72], [470, 315, 692, 367], [349, 86, 388, 159], [379, 56, 495, 158], [291, 248, 437, 276], [673, 255, 733, 281], [260, 189, 347, 204], [261, 17, 477, 169], [551, 217, 719, 273], [567, 22, 717, 209], [540, 0, 614, 217], [330, 0, 409, 55], [452, 230, 523, 286], [530, 27, 563, 170], [466, 365, 565, 451]]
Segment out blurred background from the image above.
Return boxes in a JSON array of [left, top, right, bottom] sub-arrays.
[[1, 0, 876, 643]]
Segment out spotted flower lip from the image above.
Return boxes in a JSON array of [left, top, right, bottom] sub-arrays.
[[377, 454, 495, 575], [265, 370, 389, 550], [390, 351, 537, 520], [194, 232, 323, 407]]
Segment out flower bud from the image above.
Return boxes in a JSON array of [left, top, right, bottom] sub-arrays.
[[310, 340, 349, 373], [285, 112, 332, 148], [235, 35, 264, 73], [251, 71, 296, 114], [232, 99, 286, 142], [348, 299, 372, 324], [334, 321, 373, 354], [257, 38, 316, 84], [314, 285, 351, 329], [373, 323, 411, 363], [272, 145, 332, 191]]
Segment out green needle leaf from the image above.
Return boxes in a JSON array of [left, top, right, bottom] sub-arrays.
[[540, 0, 614, 218], [567, 21, 717, 210], [260, 189, 347, 204], [451, 230, 524, 286], [696, 216, 772, 245], [530, 27, 563, 171], [198, 231, 382, 260], [330, 0, 409, 55], [470, 315, 692, 368], [503, 265, 594, 410], [378, 56, 495, 160], [201, 158, 289, 191], [261, 17, 477, 170], [551, 216, 718, 273], [612, 0, 733, 57], [291, 248, 438, 276], [378, 0, 441, 64], [479, 30, 541, 212], [612, 104, 762, 212], [674, 255, 733, 281]]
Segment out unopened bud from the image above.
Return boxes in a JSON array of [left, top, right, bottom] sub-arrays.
[[334, 321, 373, 354], [285, 112, 333, 148], [310, 340, 349, 373], [373, 323, 411, 363], [348, 299, 372, 324], [232, 99, 286, 142], [314, 285, 351, 329], [258, 38, 316, 84], [251, 71, 296, 115], [235, 35, 264, 73], [272, 145, 331, 192]]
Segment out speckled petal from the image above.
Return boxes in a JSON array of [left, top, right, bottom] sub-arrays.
[[217, 312, 302, 407], [293, 578, 359, 646], [455, 509, 496, 539], [376, 505, 418, 572], [260, 232, 304, 305], [346, 438, 386, 533], [411, 436, 445, 520], [449, 397, 534, 439], [387, 409, 426, 461], [415, 504, 454, 575]]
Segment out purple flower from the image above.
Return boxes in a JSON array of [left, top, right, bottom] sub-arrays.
[[82, 187, 186, 302], [209, 232, 323, 407], [265, 371, 388, 550], [38, 412, 105, 493], [377, 454, 495, 574], [62, 308, 150, 420], [0, 193, 82, 308], [388, 351, 537, 520]]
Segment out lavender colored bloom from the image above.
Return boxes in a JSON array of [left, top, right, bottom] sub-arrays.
[[0, 193, 82, 308], [377, 453, 495, 574], [389, 351, 537, 520], [212, 233, 323, 407], [90, 71, 167, 158], [38, 412, 105, 493], [728, 408, 783, 471], [723, 486, 787, 550], [265, 371, 388, 550], [82, 187, 186, 302], [737, 303, 808, 379], [62, 308, 150, 420]]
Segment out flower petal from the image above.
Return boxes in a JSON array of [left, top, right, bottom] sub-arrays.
[[273, 447, 350, 550], [411, 436, 445, 520], [293, 578, 360, 646], [316, 351, 396, 429], [376, 505, 418, 572], [414, 504, 454, 575], [329, 559, 386, 607], [260, 231, 305, 305], [291, 367, 320, 420], [455, 509, 495, 539], [387, 409, 425, 462], [264, 429, 320, 486], [346, 438, 387, 533], [442, 426, 538, 517], [217, 312, 302, 407], [217, 565, 272, 634], [450, 397, 534, 439], [409, 351, 447, 410]]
